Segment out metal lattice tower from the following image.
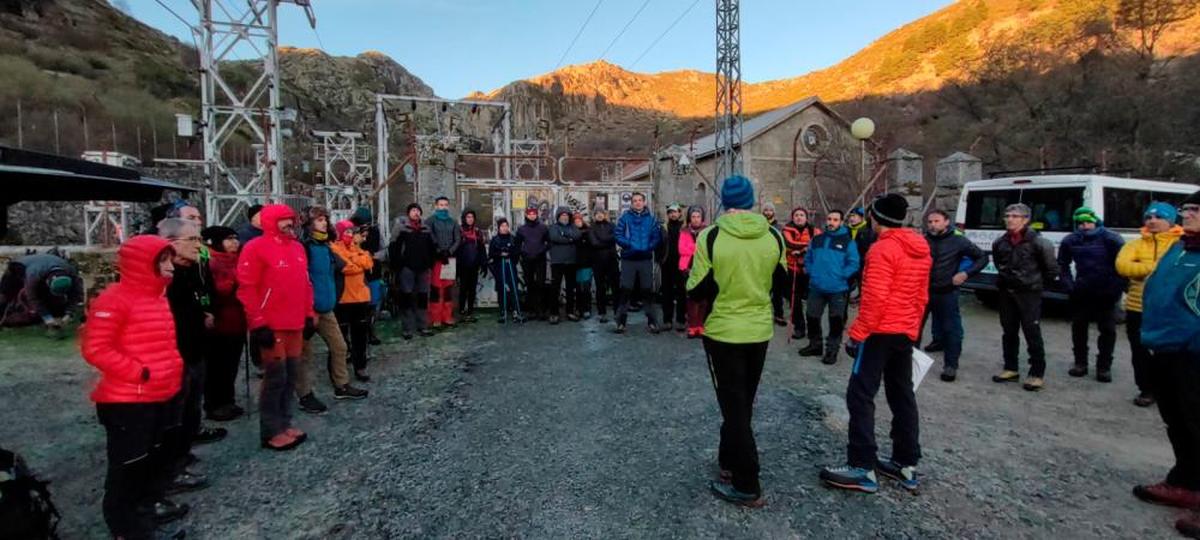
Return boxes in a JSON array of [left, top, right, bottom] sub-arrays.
[[312, 131, 373, 223], [714, 0, 743, 183]]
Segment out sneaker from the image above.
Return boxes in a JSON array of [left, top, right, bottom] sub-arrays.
[[1068, 364, 1088, 377], [139, 499, 189, 524], [566, 313, 580, 322], [261, 432, 300, 452], [940, 367, 957, 382], [675, 324, 686, 333], [613, 324, 626, 334], [1022, 377, 1044, 391], [1133, 393, 1156, 407], [334, 385, 369, 400], [418, 328, 435, 337], [164, 471, 210, 495], [819, 465, 879, 494], [923, 341, 944, 352], [708, 480, 765, 507], [549, 315, 560, 325], [193, 426, 227, 445], [298, 393, 328, 414], [599, 315, 609, 323], [798, 342, 823, 357], [354, 369, 371, 383], [876, 458, 919, 492], [1096, 370, 1112, 383], [582, 311, 593, 320], [284, 427, 307, 443], [662, 322, 673, 331], [1134, 482, 1200, 509], [648, 323, 660, 334], [1177, 513, 1200, 539], [402, 332, 414, 340], [992, 370, 1020, 383]]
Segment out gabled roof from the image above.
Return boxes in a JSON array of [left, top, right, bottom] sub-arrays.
[[624, 96, 846, 180]]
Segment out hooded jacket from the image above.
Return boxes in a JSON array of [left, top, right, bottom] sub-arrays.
[[849, 219, 877, 266], [587, 219, 617, 264], [1116, 225, 1184, 312], [302, 228, 345, 314], [457, 210, 488, 270], [82, 235, 184, 403], [849, 228, 933, 342], [804, 225, 860, 294], [685, 212, 787, 344], [677, 206, 707, 272], [548, 208, 581, 264], [663, 217, 685, 270], [925, 227, 987, 293], [615, 207, 662, 260], [330, 223, 373, 305], [10, 253, 83, 321], [236, 205, 314, 331], [781, 218, 819, 273], [991, 227, 1058, 292], [488, 232, 518, 280], [1058, 225, 1126, 299], [515, 216, 550, 260], [389, 217, 436, 272], [1140, 238, 1200, 354], [206, 248, 246, 336]]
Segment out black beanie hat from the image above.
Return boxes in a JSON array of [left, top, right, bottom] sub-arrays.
[[247, 204, 264, 220], [1184, 189, 1200, 207], [201, 226, 238, 252], [869, 193, 909, 228], [406, 202, 423, 214]]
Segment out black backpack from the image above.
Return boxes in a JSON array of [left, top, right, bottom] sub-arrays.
[[687, 225, 785, 304], [0, 447, 59, 539]]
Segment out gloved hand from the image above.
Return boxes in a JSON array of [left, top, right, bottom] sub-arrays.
[[844, 339, 862, 359], [250, 326, 276, 349], [303, 317, 317, 340]]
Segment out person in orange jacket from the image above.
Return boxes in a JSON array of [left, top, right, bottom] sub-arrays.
[[330, 220, 375, 382], [781, 207, 819, 340]]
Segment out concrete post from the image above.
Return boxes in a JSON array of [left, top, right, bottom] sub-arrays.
[[886, 148, 924, 226], [935, 152, 982, 218]]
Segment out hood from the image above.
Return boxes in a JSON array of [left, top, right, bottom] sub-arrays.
[[461, 209, 477, 228], [119, 235, 173, 292], [1141, 225, 1184, 240], [335, 220, 357, 243], [882, 228, 932, 259], [715, 212, 770, 239], [260, 204, 296, 239], [351, 206, 372, 226], [554, 206, 571, 221], [825, 225, 850, 237]]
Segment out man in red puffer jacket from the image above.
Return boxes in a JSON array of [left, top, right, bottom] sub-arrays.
[[237, 204, 315, 451], [82, 235, 188, 539], [821, 194, 931, 495]]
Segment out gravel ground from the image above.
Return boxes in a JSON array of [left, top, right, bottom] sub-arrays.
[[0, 297, 1184, 539]]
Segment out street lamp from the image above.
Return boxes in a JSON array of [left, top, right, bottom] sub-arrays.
[[850, 117, 875, 189]]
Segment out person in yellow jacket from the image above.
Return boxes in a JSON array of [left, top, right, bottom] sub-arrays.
[[330, 220, 376, 382], [1115, 202, 1183, 407]]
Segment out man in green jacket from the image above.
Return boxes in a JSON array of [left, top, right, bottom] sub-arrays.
[[687, 175, 787, 507]]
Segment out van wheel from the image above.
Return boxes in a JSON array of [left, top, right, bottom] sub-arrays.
[[975, 290, 999, 309]]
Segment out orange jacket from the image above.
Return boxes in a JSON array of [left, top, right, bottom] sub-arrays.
[[849, 228, 932, 342], [781, 222, 819, 273], [330, 240, 373, 304]]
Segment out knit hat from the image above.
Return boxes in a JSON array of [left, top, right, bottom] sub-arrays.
[[335, 220, 356, 239], [201, 226, 238, 251], [247, 204, 264, 220], [667, 203, 682, 212], [525, 205, 539, 215], [849, 206, 866, 217], [1184, 189, 1200, 207], [48, 275, 72, 296], [1073, 206, 1099, 224], [762, 202, 776, 213], [1144, 201, 1178, 223], [406, 202, 423, 215], [869, 193, 908, 227], [720, 175, 755, 210], [351, 206, 372, 226], [555, 206, 571, 220]]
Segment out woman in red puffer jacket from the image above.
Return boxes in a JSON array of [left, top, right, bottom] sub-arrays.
[[201, 226, 247, 421], [81, 234, 184, 539]]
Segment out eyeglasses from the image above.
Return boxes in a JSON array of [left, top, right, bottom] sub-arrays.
[[1003, 214, 1027, 219], [1180, 205, 1200, 215], [171, 235, 203, 243]]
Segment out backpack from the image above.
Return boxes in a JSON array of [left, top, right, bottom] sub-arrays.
[[0, 447, 60, 539], [688, 225, 785, 305]]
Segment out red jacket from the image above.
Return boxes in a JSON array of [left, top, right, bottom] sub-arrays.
[[849, 228, 932, 342], [207, 250, 246, 336], [81, 235, 184, 403], [237, 205, 314, 331]]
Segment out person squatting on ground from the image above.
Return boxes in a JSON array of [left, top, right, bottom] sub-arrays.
[[426, 197, 462, 329], [587, 209, 620, 323], [659, 203, 688, 332], [1115, 202, 1183, 407], [236, 204, 315, 451], [781, 207, 819, 340], [1131, 190, 1200, 539], [82, 235, 189, 539], [678, 205, 708, 338], [547, 207, 581, 324], [515, 206, 550, 321], [921, 209, 987, 382], [1057, 206, 1125, 383], [456, 209, 488, 323], [0, 250, 83, 334], [330, 220, 376, 384], [489, 218, 522, 322], [349, 206, 385, 346], [800, 210, 860, 365], [990, 203, 1059, 392], [687, 175, 787, 507], [389, 203, 437, 339], [820, 194, 931, 495], [573, 213, 594, 319], [614, 192, 663, 334], [199, 226, 247, 422]]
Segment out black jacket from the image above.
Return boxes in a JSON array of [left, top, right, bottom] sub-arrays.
[[662, 219, 684, 270], [575, 225, 592, 268], [389, 219, 436, 272], [548, 221, 581, 264], [925, 228, 987, 293], [588, 221, 618, 264], [165, 260, 214, 365], [489, 234, 518, 273], [991, 227, 1059, 293], [457, 226, 487, 270], [515, 218, 550, 260]]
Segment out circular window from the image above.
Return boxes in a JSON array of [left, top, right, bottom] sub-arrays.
[[801, 124, 830, 156]]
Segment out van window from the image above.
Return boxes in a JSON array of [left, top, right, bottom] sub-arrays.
[[1103, 187, 1190, 229], [964, 187, 1083, 232]]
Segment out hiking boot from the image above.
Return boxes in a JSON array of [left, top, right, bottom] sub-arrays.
[[648, 323, 661, 334], [798, 341, 823, 357], [566, 313, 580, 322], [368, 335, 383, 346], [1068, 364, 1088, 377], [261, 432, 300, 452], [923, 341, 944, 352], [549, 315, 560, 325], [662, 322, 673, 331], [613, 324, 626, 334], [1177, 513, 1200, 539], [1022, 377, 1045, 391], [354, 369, 371, 383], [876, 457, 919, 492], [402, 332, 414, 340], [940, 367, 957, 382], [284, 427, 307, 444], [206, 404, 243, 422], [1133, 393, 1156, 407], [298, 393, 328, 414], [708, 480, 765, 507], [418, 328, 435, 337], [165, 471, 209, 495], [1134, 482, 1200, 509], [791, 329, 806, 340], [819, 465, 878, 493], [139, 499, 189, 524], [334, 385, 368, 400], [992, 370, 1020, 383], [599, 315, 609, 323], [193, 426, 227, 445], [1096, 370, 1112, 383], [821, 347, 839, 365]]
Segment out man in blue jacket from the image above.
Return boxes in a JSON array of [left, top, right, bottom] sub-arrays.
[[800, 209, 859, 365], [1133, 191, 1200, 538], [1058, 206, 1125, 383], [614, 192, 663, 334]]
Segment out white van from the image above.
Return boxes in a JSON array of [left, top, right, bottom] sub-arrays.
[[954, 174, 1197, 300]]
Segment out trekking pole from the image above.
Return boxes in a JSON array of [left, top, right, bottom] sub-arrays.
[[242, 338, 252, 417], [787, 267, 798, 343], [500, 261, 508, 324], [506, 258, 523, 322]]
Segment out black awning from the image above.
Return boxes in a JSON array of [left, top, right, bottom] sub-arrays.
[[0, 146, 196, 204]]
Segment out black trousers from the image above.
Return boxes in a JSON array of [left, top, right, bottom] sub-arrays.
[[163, 362, 203, 473], [335, 302, 371, 371], [999, 289, 1046, 377], [520, 256, 547, 318], [97, 400, 176, 539], [1070, 294, 1119, 370], [549, 263, 578, 316], [1150, 350, 1200, 490], [458, 265, 480, 315], [203, 333, 244, 414], [1126, 310, 1152, 395], [592, 255, 619, 316], [704, 338, 769, 495], [660, 265, 687, 325], [771, 267, 789, 319], [847, 334, 920, 468]]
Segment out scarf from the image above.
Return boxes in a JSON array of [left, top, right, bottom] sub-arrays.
[[310, 229, 328, 242], [1183, 231, 1200, 251], [409, 218, 422, 230], [462, 226, 479, 243], [434, 209, 453, 222]]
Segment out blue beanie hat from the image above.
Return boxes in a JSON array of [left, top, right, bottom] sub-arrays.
[[720, 175, 755, 210], [1144, 201, 1178, 224]]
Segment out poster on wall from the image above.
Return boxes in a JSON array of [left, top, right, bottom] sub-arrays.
[[512, 190, 527, 211], [619, 192, 633, 215], [564, 191, 589, 218], [592, 194, 608, 215]]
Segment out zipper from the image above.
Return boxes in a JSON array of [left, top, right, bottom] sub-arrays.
[[260, 288, 273, 311]]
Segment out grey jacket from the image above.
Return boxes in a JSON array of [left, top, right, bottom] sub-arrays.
[[548, 221, 582, 265]]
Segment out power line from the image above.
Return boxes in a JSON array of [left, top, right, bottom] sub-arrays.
[[556, 0, 606, 70], [630, 0, 701, 69], [598, 0, 653, 61]]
